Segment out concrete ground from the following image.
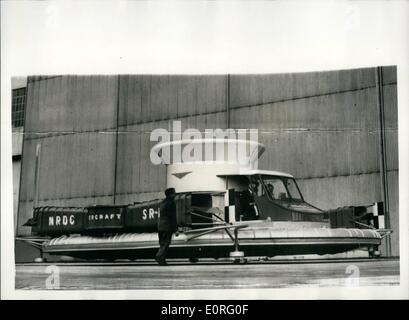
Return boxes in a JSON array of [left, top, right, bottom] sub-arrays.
[[15, 258, 399, 290]]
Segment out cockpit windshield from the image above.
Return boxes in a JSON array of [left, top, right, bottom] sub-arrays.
[[251, 175, 303, 201]]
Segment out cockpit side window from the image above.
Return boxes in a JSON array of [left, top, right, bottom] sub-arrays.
[[284, 177, 303, 200], [260, 175, 303, 201], [262, 177, 288, 200]]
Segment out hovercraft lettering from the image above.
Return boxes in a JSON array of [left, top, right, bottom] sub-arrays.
[[48, 215, 75, 227], [142, 207, 159, 220], [88, 213, 121, 221]]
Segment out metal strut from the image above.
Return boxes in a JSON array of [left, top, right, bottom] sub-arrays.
[[230, 226, 247, 263], [183, 224, 247, 240], [182, 224, 248, 263]]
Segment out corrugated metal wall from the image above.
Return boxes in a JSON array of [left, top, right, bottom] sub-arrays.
[[17, 76, 119, 235], [17, 68, 399, 256]]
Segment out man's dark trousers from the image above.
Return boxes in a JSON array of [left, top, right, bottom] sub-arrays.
[[156, 196, 177, 264], [156, 231, 173, 263]]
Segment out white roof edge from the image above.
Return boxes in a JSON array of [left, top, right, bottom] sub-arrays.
[[248, 169, 294, 178], [218, 169, 294, 178]]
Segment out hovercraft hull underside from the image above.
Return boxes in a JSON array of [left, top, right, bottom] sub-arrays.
[[42, 226, 381, 260]]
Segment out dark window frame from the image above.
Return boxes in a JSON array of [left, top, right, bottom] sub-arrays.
[[12, 87, 26, 128]]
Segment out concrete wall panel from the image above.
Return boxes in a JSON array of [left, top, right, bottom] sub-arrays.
[[383, 84, 398, 129], [385, 131, 399, 171], [118, 75, 227, 126], [17, 201, 35, 236], [387, 170, 399, 256], [18, 138, 37, 202], [19, 132, 116, 203], [297, 173, 382, 210], [256, 131, 380, 179], [230, 68, 376, 109], [116, 124, 167, 197], [13, 159, 21, 234], [230, 87, 379, 130], [382, 66, 397, 85], [26, 76, 118, 133]]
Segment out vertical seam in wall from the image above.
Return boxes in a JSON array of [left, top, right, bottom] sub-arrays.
[[113, 75, 121, 204], [380, 68, 390, 223], [376, 66, 391, 256], [380, 67, 392, 255], [16, 79, 31, 236], [226, 74, 230, 129], [225, 74, 231, 191]]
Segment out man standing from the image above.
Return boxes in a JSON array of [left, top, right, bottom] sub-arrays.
[[155, 188, 177, 266]]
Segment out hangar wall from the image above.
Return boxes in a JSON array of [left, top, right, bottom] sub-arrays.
[[17, 67, 399, 256]]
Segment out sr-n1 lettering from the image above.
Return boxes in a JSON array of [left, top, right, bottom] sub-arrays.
[[142, 207, 159, 220]]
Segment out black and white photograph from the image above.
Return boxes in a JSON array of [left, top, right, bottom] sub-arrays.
[[1, 1, 408, 300]]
